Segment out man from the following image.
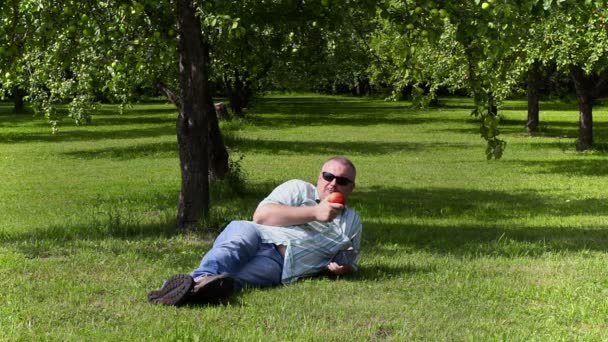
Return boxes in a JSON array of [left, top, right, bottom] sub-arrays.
[[148, 156, 362, 306]]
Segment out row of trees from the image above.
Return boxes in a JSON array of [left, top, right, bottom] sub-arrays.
[[1, 0, 607, 229], [373, 0, 608, 156]]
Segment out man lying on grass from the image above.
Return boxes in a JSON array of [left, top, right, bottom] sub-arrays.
[[148, 156, 363, 306]]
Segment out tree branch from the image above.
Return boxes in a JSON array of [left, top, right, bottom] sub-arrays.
[[347, 11, 384, 68], [155, 80, 181, 110]]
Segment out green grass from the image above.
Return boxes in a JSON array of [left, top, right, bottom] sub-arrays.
[[2, 94, 608, 340]]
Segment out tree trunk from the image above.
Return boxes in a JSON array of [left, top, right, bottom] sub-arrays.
[[352, 77, 363, 96], [223, 73, 234, 114], [237, 71, 251, 108], [12, 87, 26, 113], [226, 69, 244, 117], [208, 88, 229, 180], [570, 65, 594, 150], [157, 82, 229, 181], [526, 61, 541, 133], [175, 0, 212, 230], [360, 77, 371, 96]]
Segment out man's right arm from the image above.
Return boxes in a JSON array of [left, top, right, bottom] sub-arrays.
[[253, 202, 343, 227]]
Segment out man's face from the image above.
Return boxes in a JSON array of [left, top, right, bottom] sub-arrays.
[[316, 160, 356, 201]]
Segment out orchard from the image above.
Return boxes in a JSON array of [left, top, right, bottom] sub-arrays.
[[2, 0, 608, 228]]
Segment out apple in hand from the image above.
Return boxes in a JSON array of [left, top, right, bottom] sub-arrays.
[[327, 192, 345, 205]]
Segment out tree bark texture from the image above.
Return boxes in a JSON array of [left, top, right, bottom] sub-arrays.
[[175, 0, 211, 230], [157, 79, 229, 182], [526, 61, 541, 133], [570, 65, 594, 150]]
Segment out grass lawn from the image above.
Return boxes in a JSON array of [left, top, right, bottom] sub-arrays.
[[2, 94, 608, 340]]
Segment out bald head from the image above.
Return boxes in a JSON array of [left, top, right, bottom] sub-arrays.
[[316, 156, 356, 200]]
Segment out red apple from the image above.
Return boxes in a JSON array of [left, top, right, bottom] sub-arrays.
[[327, 192, 345, 205]]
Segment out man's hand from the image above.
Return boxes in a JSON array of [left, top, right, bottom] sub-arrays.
[[313, 201, 344, 222], [326, 262, 354, 276]]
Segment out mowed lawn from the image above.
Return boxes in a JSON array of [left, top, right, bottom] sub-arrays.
[[2, 94, 608, 340]]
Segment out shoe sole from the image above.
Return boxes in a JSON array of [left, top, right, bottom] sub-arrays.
[[147, 274, 194, 306], [191, 274, 234, 304]]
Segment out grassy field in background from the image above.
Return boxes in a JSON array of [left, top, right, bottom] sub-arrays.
[[2, 94, 608, 340]]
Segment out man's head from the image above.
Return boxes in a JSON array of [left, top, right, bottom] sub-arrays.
[[316, 156, 356, 201]]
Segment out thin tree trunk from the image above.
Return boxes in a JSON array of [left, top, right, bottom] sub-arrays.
[[526, 61, 541, 133], [156, 81, 181, 107], [12, 87, 26, 113], [175, 0, 211, 230], [360, 77, 371, 96], [229, 69, 244, 117], [238, 80, 250, 108], [570, 65, 594, 150], [223, 73, 234, 112], [207, 69, 229, 180], [352, 77, 364, 96]]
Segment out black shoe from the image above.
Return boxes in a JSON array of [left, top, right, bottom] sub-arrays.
[[147, 274, 194, 306], [190, 273, 235, 305]]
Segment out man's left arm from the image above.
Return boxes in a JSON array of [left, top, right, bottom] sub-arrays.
[[253, 201, 343, 226]]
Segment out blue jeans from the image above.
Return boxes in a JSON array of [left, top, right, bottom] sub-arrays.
[[191, 221, 284, 290]]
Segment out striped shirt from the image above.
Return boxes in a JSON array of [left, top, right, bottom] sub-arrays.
[[254, 179, 363, 284]]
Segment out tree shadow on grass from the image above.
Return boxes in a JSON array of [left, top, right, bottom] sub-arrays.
[[0, 104, 177, 143], [363, 221, 608, 258], [356, 185, 608, 222], [6, 183, 608, 257], [356, 185, 608, 256], [248, 113, 441, 129], [0, 182, 270, 259], [504, 157, 608, 176], [0, 191, 181, 242], [63, 141, 177, 160], [500, 102, 580, 112], [0, 108, 46, 127], [0, 125, 175, 144], [396, 98, 581, 112], [58, 133, 479, 161], [89, 115, 176, 127], [93, 105, 175, 114], [224, 135, 477, 156], [250, 97, 472, 129], [5, 182, 608, 284], [436, 118, 601, 140]]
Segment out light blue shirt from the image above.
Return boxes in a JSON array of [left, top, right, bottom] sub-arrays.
[[254, 179, 363, 283]]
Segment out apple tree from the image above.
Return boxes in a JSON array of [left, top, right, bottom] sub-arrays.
[[0, 0, 234, 230], [205, 0, 378, 106], [370, 0, 541, 159], [0, 0, 383, 230], [525, 2, 608, 150]]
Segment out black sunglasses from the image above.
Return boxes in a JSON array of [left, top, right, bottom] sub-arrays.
[[322, 172, 354, 186]]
